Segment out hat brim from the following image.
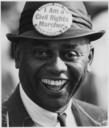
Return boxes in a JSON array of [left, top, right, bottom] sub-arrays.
[[6, 29, 105, 42]]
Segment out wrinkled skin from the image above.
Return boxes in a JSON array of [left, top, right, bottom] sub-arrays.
[[15, 37, 93, 112]]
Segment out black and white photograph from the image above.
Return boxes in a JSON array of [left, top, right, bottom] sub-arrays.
[[1, 0, 108, 127]]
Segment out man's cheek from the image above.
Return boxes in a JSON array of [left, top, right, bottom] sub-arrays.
[[66, 63, 87, 95], [67, 63, 84, 80], [24, 59, 45, 72]]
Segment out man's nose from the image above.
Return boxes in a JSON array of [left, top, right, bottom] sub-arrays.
[[46, 57, 67, 74]]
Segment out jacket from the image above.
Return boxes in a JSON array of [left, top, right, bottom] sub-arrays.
[[2, 86, 107, 127]]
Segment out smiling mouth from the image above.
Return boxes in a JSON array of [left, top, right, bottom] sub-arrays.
[[41, 79, 68, 91]]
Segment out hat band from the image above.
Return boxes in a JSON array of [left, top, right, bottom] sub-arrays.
[[71, 10, 92, 29]]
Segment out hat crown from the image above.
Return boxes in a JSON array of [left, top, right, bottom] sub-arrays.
[[7, 1, 105, 42], [19, 1, 92, 34], [23, 1, 87, 14]]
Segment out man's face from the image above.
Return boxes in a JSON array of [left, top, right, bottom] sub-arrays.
[[16, 37, 93, 112]]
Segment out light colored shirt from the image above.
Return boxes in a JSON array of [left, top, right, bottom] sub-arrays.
[[19, 84, 77, 127]]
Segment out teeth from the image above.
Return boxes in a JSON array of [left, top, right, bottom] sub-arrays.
[[41, 79, 66, 86]]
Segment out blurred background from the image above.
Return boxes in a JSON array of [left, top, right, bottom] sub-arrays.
[[1, 1, 109, 111]]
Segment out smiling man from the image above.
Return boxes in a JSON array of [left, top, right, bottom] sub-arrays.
[[2, 1, 107, 127]]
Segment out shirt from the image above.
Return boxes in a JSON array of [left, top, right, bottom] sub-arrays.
[[19, 84, 77, 127]]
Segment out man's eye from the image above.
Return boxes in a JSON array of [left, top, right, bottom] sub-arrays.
[[64, 51, 79, 60], [33, 49, 49, 58]]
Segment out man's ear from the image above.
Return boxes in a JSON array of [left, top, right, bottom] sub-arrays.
[[13, 42, 21, 69], [87, 46, 94, 71]]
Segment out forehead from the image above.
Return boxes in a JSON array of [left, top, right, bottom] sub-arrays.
[[19, 37, 89, 48]]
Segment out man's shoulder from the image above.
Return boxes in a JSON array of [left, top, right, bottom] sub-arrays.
[[2, 100, 9, 126], [1, 86, 32, 127], [74, 98, 107, 114], [71, 98, 107, 126]]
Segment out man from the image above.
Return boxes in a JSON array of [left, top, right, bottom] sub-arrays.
[[2, 1, 107, 127]]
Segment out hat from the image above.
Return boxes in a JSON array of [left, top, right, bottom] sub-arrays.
[[6, 1, 105, 42]]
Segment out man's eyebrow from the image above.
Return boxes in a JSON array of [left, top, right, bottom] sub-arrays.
[[62, 44, 78, 49], [31, 40, 49, 47]]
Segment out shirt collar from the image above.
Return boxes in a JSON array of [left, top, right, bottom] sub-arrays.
[[19, 84, 73, 126]]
